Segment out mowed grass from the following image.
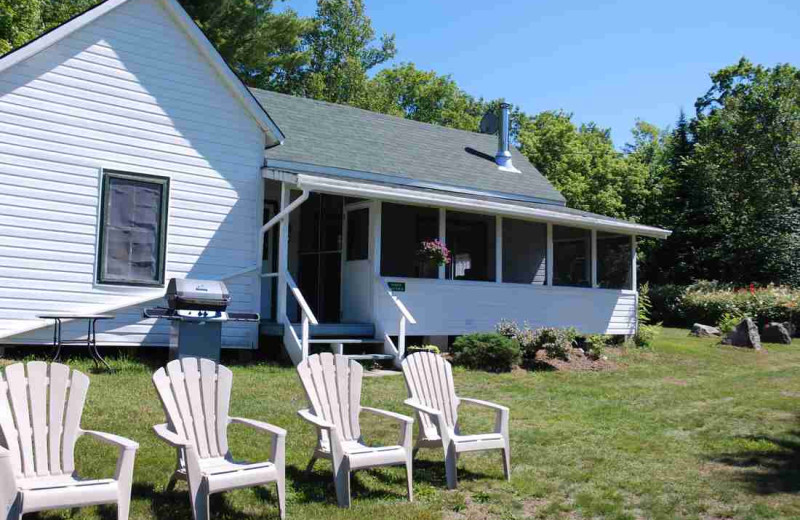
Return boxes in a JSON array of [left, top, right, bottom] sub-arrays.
[[4, 327, 800, 520]]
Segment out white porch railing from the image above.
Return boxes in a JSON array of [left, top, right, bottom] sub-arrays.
[[281, 270, 318, 364], [378, 278, 417, 360]]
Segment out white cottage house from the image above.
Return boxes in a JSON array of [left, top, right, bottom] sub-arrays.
[[0, 0, 670, 365]]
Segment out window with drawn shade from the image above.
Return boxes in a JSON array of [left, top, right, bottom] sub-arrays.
[[98, 172, 169, 286]]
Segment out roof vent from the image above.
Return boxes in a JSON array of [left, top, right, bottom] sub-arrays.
[[495, 103, 519, 173]]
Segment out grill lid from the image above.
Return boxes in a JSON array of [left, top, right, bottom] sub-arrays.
[[166, 278, 231, 309]]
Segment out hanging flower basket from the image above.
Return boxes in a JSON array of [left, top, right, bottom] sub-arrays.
[[417, 239, 451, 267]]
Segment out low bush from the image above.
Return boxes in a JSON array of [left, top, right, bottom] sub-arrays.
[[497, 320, 582, 364], [405, 344, 440, 356], [450, 333, 520, 373], [581, 334, 608, 359], [632, 282, 661, 348], [650, 281, 800, 331]]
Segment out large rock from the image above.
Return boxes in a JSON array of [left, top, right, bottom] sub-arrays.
[[690, 323, 721, 337], [722, 318, 762, 350], [762, 322, 792, 344], [784, 322, 797, 338]]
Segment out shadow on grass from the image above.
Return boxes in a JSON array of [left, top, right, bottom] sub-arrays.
[[286, 464, 407, 505], [712, 431, 800, 494], [133, 482, 283, 520], [412, 457, 490, 487]]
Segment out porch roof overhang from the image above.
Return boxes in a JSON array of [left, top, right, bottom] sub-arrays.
[[263, 168, 672, 239]]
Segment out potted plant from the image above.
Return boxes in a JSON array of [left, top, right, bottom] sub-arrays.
[[416, 239, 451, 278]]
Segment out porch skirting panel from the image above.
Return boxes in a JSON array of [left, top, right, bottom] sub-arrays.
[[374, 278, 636, 336]]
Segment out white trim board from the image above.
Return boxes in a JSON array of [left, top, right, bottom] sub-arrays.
[[0, 0, 285, 146], [288, 172, 671, 239], [264, 159, 566, 206]]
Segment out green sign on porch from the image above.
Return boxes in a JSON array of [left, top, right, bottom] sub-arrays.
[[387, 281, 406, 292]]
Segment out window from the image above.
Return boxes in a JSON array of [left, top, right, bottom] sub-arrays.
[[98, 171, 169, 286], [380, 203, 439, 278], [445, 211, 496, 282], [597, 232, 633, 289], [552, 225, 591, 287], [502, 218, 546, 284], [346, 208, 369, 261]]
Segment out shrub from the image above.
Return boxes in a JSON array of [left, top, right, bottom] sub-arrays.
[[581, 334, 608, 359], [649, 281, 800, 331], [450, 333, 520, 373], [718, 311, 745, 334], [405, 345, 440, 356], [633, 282, 662, 348], [496, 320, 579, 364]]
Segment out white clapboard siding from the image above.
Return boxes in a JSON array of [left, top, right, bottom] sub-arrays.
[[375, 279, 638, 336], [0, 0, 266, 349]]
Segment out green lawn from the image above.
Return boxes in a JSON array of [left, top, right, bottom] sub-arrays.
[[5, 327, 800, 520]]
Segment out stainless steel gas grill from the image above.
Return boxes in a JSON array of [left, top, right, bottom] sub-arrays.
[[144, 278, 259, 360]]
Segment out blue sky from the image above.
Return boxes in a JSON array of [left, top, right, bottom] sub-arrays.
[[280, 0, 800, 146]]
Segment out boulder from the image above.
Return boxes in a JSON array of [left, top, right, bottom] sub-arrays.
[[783, 322, 797, 338], [762, 322, 792, 345], [690, 323, 721, 337], [722, 318, 762, 350]]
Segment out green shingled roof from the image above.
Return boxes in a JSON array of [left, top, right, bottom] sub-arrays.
[[252, 89, 566, 205]]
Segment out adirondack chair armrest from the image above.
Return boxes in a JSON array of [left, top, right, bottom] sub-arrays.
[[459, 398, 510, 435], [403, 399, 444, 419], [229, 417, 287, 437], [360, 406, 413, 424], [153, 423, 192, 448], [458, 398, 509, 413], [80, 429, 139, 451], [297, 409, 336, 430]]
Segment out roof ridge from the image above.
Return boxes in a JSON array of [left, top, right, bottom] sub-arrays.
[[250, 87, 502, 141]]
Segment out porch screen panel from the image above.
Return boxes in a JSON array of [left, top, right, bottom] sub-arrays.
[[552, 225, 591, 287], [502, 218, 546, 284], [445, 211, 496, 282], [597, 232, 633, 290], [380, 203, 439, 278]]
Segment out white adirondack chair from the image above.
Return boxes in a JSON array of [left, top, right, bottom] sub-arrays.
[[0, 362, 138, 520], [296, 353, 414, 508], [151, 358, 286, 520], [401, 352, 511, 489]]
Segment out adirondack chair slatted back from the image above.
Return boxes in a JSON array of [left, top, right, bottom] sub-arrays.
[[402, 353, 459, 434], [0, 362, 89, 479], [152, 358, 233, 460], [297, 353, 362, 443]]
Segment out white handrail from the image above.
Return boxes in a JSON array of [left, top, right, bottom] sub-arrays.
[[285, 270, 318, 361], [378, 278, 416, 360], [380, 279, 416, 324], [286, 271, 319, 326]]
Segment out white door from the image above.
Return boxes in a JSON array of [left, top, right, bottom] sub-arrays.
[[341, 204, 373, 323]]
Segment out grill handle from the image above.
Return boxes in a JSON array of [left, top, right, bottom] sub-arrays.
[[143, 307, 171, 319]]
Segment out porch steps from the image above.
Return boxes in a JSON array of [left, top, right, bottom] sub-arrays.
[[260, 321, 394, 364], [307, 337, 391, 363], [259, 321, 375, 338]]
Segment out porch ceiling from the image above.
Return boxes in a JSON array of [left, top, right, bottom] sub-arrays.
[[265, 171, 671, 239]]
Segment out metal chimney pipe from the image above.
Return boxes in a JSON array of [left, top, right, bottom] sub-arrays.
[[495, 103, 517, 172]]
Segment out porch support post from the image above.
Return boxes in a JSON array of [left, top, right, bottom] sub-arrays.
[[589, 229, 597, 287], [631, 235, 637, 290], [372, 201, 382, 276], [438, 208, 446, 280], [276, 183, 290, 323], [495, 216, 502, 284], [546, 223, 553, 286]]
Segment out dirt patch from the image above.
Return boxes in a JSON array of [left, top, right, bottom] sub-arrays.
[[528, 348, 619, 372], [663, 377, 688, 386]]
